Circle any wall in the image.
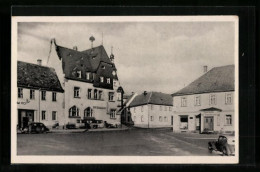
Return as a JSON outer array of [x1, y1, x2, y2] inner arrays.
[[173, 91, 234, 132], [17, 88, 64, 128], [130, 105, 148, 128], [64, 79, 121, 126]]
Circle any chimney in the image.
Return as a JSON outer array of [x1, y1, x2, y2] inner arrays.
[[37, 59, 42, 66], [203, 65, 208, 73], [73, 46, 78, 51]]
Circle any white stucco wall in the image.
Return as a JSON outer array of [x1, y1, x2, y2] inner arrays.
[[173, 91, 234, 133], [17, 88, 64, 128]]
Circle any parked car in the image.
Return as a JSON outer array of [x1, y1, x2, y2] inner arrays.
[[208, 135, 235, 156], [22, 122, 49, 134], [66, 123, 76, 129], [104, 121, 120, 128], [96, 120, 104, 128]]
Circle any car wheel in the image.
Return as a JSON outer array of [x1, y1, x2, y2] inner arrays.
[[35, 126, 41, 133]]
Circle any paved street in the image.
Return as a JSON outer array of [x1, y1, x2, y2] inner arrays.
[[17, 128, 220, 156]]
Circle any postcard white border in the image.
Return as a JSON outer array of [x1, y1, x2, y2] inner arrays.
[[11, 16, 239, 164]]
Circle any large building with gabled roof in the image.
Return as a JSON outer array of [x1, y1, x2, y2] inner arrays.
[[17, 60, 64, 128], [172, 65, 235, 134], [47, 37, 123, 127], [129, 91, 173, 128]]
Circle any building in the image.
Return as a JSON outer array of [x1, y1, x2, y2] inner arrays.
[[17, 60, 64, 129], [120, 93, 138, 126], [129, 92, 173, 128], [47, 37, 123, 127], [172, 65, 235, 134]]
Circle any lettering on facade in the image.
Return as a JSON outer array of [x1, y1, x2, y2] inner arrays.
[[93, 106, 106, 110], [17, 99, 30, 105]]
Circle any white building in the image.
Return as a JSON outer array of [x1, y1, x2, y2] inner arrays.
[[47, 37, 123, 127], [172, 65, 235, 134], [17, 60, 64, 128], [129, 92, 173, 128]]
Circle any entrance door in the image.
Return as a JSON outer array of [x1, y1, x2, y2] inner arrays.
[[204, 117, 214, 131]]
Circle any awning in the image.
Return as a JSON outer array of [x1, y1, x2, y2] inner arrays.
[[200, 107, 222, 112]]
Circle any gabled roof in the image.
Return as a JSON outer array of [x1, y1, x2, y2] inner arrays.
[[129, 92, 173, 107], [55, 43, 117, 89], [17, 61, 64, 92], [172, 65, 234, 96]]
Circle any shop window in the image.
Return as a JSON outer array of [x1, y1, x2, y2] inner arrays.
[[84, 107, 93, 117], [69, 106, 79, 117], [30, 89, 35, 99], [52, 111, 57, 120], [18, 88, 23, 98], [74, 87, 80, 98], [41, 91, 46, 100], [52, 92, 57, 101]]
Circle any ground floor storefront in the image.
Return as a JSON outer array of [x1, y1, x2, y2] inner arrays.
[[173, 108, 234, 134]]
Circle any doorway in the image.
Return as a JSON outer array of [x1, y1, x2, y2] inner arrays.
[[18, 109, 34, 128], [204, 116, 214, 131]]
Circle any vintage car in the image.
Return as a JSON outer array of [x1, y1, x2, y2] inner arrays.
[[22, 122, 49, 134], [208, 135, 235, 156]]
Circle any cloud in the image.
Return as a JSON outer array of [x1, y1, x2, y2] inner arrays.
[[17, 21, 235, 94]]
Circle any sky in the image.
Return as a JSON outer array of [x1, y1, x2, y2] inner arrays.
[[17, 21, 235, 94]]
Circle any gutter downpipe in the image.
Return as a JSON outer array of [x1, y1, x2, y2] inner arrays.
[[39, 88, 41, 122]]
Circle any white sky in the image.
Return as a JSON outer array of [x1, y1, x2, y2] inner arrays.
[[17, 21, 235, 94]]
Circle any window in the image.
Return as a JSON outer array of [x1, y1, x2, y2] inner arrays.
[[169, 107, 172, 111], [141, 115, 144, 122], [209, 94, 217, 105], [41, 91, 46, 100], [76, 71, 81, 78], [160, 106, 162, 111], [94, 89, 98, 99], [98, 90, 103, 100], [18, 88, 23, 98], [159, 116, 162, 122], [84, 107, 93, 117], [181, 97, 187, 107], [52, 92, 57, 101], [30, 89, 35, 99], [42, 111, 46, 120], [110, 109, 116, 119], [74, 87, 80, 98], [164, 116, 168, 122], [86, 72, 91, 80], [52, 111, 57, 120], [141, 106, 144, 112], [107, 78, 111, 84], [69, 106, 79, 117], [225, 93, 232, 104], [151, 105, 154, 110], [194, 96, 201, 106], [225, 115, 232, 125], [109, 92, 114, 101], [100, 76, 104, 83], [165, 106, 167, 111], [88, 89, 92, 99], [150, 116, 154, 121]]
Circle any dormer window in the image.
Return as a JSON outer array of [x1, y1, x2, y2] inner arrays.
[[101, 66, 105, 69], [86, 72, 90, 80], [100, 77, 104, 83], [107, 78, 111, 84], [76, 71, 81, 78]]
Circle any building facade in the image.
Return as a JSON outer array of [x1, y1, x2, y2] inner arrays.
[[129, 92, 173, 128], [172, 65, 235, 134], [47, 37, 123, 127], [17, 60, 64, 128]]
